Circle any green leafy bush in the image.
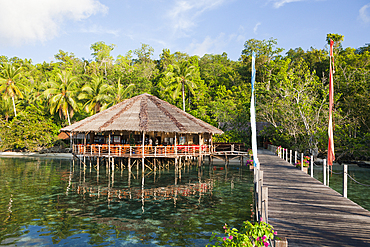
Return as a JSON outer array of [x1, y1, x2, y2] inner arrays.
[[0, 109, 59, 152], [207, 221, 277, 247]]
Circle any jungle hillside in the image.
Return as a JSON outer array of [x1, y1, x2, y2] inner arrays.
[[0, 34, 369, 161]]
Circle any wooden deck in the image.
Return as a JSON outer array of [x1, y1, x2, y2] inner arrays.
[[73, 144, 211, 158], [211, 151, 249, 162], [258, 149, 370, 247]]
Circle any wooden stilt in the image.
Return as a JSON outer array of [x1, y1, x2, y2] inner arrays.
[[128, 158, 131, 173], [112, 157, 115, 172]]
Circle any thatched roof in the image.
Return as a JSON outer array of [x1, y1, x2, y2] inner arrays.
[[60, 93, 223, 135]]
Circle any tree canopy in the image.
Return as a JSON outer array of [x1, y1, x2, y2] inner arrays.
[[0, 36, 369, 160]]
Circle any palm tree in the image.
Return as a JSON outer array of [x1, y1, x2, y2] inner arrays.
[[0, 63, 23, 117], [0, 98, 14, 122], [78, 75, 112, 115], [111, 78, 135, 105], [165, 61, 197, 112], [44, 71, 79, 125], [18, 76, 47, 111]]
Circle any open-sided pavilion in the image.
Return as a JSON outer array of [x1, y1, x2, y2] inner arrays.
[[60, 93, 223, 170]]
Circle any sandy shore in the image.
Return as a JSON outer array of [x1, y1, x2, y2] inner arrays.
[[0, 152, 73, 159]]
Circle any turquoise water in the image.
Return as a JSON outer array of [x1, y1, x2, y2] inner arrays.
[[0, 157, 253, 246], [311, 163, 370, 211]]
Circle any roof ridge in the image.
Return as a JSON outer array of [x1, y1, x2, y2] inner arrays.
[[139, 96, 148, 131], [98, 94, 141, 131], [152, 95, 214, 133], [147, 94, 185, 131]]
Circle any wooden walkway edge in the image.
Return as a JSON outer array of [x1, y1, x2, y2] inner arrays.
[[258, 149, 370, 247]]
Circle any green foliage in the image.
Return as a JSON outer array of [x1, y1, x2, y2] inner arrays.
[[326, 33, 344, 51], [78, 75, 112, 114], [0, 36, 369, 158], [44, 70, 80, 125], [207, 221, 277, 247], [0, 109, 58, 151]]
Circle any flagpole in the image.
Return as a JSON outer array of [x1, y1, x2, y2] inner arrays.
[[251, 51, 259, 171], [327, 40, 335, 166]]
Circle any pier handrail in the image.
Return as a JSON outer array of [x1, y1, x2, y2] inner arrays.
[[268, 143, 370, 200], [73, 144, 212, 157]]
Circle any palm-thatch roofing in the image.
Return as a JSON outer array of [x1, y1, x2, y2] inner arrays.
[[60, 93, 223, 135]]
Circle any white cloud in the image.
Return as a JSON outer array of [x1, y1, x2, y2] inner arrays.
[[186, 33, 229, 56], [359, 4, 370, 23], [253, 22, 261, 34], [167, 0, 228, 36], [0, 0, 108, 46], [270, 0, 304, 8]]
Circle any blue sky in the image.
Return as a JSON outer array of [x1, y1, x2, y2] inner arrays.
[[0, 0, 369, 64]]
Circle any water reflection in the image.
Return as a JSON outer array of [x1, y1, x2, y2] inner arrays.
[[0, 157, 253, 246]]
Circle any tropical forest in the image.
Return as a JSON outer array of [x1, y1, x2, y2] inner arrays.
[[0, 33, 369, 161]]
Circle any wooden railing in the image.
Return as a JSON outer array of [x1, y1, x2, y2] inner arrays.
[[73, 144, 212, 157]]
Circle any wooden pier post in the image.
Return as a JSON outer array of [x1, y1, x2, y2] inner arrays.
[[327, 162, 330, 186], [128, 158, 131, 173], [323, 159, 327, 186], [142, 157, 145, 172], [343, 164, 347, 198], [142, 131, 145, 172], [294, 151, 297, 165], [286, 149, 289, 162], [310, 155, 313, 177], [261, 186, 268, 223], [301, 153, 304, 171], [258, 170, 264, 221]]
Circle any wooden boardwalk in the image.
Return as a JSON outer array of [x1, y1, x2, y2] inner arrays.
[[258, 149, 370, 247]]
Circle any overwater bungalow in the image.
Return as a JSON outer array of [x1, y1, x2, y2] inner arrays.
[[60, 93, 223, 168]]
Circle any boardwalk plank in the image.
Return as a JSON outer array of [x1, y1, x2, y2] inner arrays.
[[258, 149, 370, 247]]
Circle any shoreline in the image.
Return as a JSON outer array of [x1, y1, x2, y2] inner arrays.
[[0, 152, 73, 159]]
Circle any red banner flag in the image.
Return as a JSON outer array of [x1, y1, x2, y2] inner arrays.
[[328, 40, 335, 166]]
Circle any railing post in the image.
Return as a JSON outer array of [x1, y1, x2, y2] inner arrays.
[[98, 145, 100, 156], [343, 164, 348, 198], [286, 149, 289, 162], [261, 186, 268, 223], [327, 162, 330, 186], [290, 150, 292, 165], [310, 155, 313, 177], [323, 159, 327, 186], [295, 151, 297, 165], [301, 153, 304, 171], [258, 170, 264, 221]]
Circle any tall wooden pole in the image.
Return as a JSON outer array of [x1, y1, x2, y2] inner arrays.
[[108, 133, 111, 169], [142, 131, 145, 172]]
